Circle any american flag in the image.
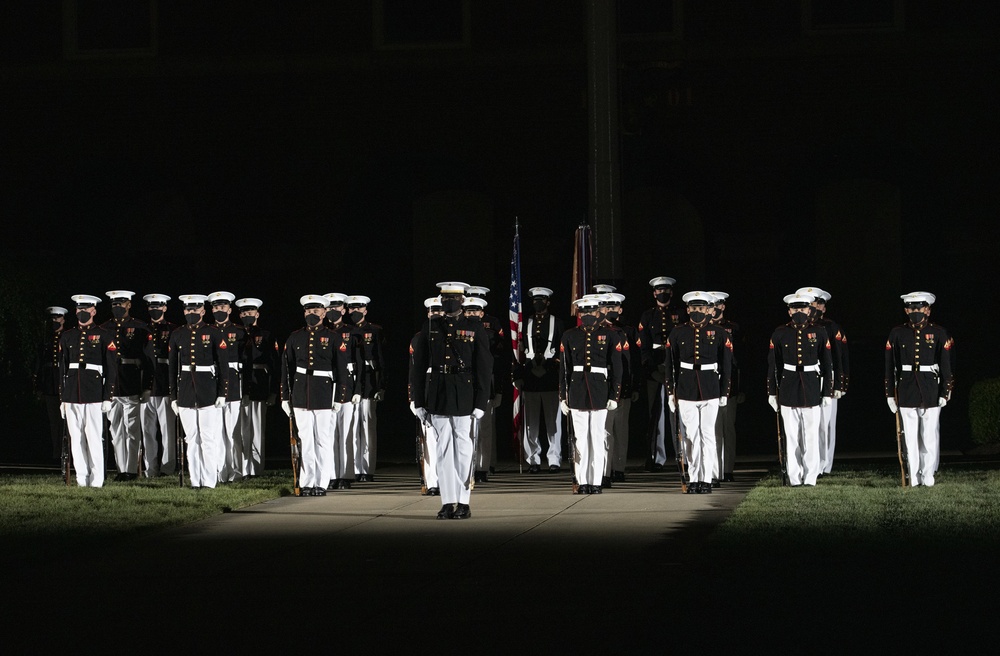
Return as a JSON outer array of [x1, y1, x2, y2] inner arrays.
[[509, 224, 524, 462]]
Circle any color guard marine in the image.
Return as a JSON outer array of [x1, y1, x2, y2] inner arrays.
[[766, 292, 834, 487], [638, 276, 685, 471], [708, 291, 741, 485], [885, 292, 954, 487], [35, 305, 68, 461], [347, 295, 385, 482], [409, 282, 493, 519], [169, 295, 228, 489], [466, 285, 508, 478], [59, 295, 117, 487], [598, 290, 641, 484], [323, 292, 359, 490], [515, 286, 565, 473], [236, 297, 279, 478], [140, 293, 177, 477], [558, 296, 623, 494], [664, 291, 733, 494], [463, 295, 500, 484], [409, 296, 444, 496], [101, 290, 152, 481], [208, 291, 247, 483]]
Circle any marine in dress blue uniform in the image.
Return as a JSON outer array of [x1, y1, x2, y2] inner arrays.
[[208, 291, 248, 483], [236, 297, 279, 478], [139, 293, 177, 477], [638, 276, 685, 471], [323, 292, 359, 489], [347, 295, 385, 482]]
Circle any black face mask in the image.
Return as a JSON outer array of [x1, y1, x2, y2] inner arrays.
[[111, 306, 127, 319], [50, 320, 62, 332], [240, 315, 255, 326], [464, 314, 482, 323], [533, 300, 548, 313], [580, 315, 599, 327], [76, 310, 91, 323], [184, 312, 201, 325], [655, 291, 671, 304], [304, 314, 322, 327], [605, 311, 620, 322], [213, 310, 228, 323], [688, 310, 708, 324], [148, 308, 164, 321], [350, 311, 365, 323], [327, 309, 343, 323], [441, 300, 462, 315], [791, 311, 809, 324], [908, 312, 926, 324]]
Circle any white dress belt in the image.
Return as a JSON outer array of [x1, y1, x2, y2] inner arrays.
[[296, 367, 334, 379], [68, 363, 103, 374], [181, 365, 215, 373], [252, 364, 269, 371], [900, 364, 939, 373], [784, 363, 820, 373], [155, 358, 168, 364], [227, 362, 240, 370], [572, 365, 607, 375], [651, 343, 665, 350], [680, 362, 717, 371]]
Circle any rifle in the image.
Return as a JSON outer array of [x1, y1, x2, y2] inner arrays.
[[469, 412, 480, 491], [416, 417, 427, 495], [289, 410, 301, 496], [176, 410, 185, 488], [61, 417, 71, 486], [775, 410, 789, 487], [894, 391, 910, 488], [673, 395, 687, 493]]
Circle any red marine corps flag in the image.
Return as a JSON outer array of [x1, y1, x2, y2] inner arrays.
[[570, 223, 593, 324], [509, 221, 525, 468]]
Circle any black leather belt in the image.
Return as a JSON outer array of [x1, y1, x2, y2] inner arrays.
[[431, 365, 470, 374]]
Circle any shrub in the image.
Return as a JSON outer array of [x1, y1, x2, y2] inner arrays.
[[969, 378, 1000, 445]]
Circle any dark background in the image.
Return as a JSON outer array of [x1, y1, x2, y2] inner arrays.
[[2, 1, 998, 465]]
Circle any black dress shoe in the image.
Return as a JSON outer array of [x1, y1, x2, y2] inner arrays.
[[703, 482, 712, 493], [576, 484, 591, 495], [474, 471, 488, 483], [548, 465, 561, 473], [452, 503, 471, 519], [589, 485, 602, 494], [651, 463, 664, 472], [612, 470, 626, 483], [427, 487, 440, 496], [298, 487, 312, 496], [437, 504, 455, 519], [723, 473, 735, 482], [601, 475, 612, 488], [684, 484, 695, 494], [328, 480, 339, 490], [528, 464, 540, 474], [339, 479, 352, 489], [693, 482, 704, 494], [712, 479, 721, 488], [311, 487, 326, 496]]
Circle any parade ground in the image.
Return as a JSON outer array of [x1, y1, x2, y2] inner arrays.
[[5, 453, 997, 654]]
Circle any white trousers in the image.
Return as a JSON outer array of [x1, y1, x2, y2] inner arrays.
[[431, 414, 474, 505], [294, 407, 333, 490], [239, 400, 267, 477], [66, 402, 105, 487], [715, 401, 737, 477], [218, 400, 243, 483], [474, 400, 496, 471], [899, 406, 941, 486], [604, 398, 631, 475], [354, 399, 377, 475], [420, 419, 440, 489], [178, 406, 222, 488], [323, 402, 356, 484], [678, 399, 719, 484], [780, 405, 820, 486], [818, 397, 838, 474], [107, 395, 141, 475], [571, 409, 608, 486], [140, 395, 176, 477], [522, 391, 562, 466], [648, 382, 681, 465]]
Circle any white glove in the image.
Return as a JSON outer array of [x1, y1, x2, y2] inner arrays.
[[630, 392, 639, 403], [374, 390, 385, 402], [333, 402, 342, 412], [416, 407, 429, 424], [266, 393, 276, 406], [472, 408, 485, 420], [938, 396, 948, 408], [833, 390, 843, 399], [886, 398, 898, 414], [171, 400, 179, 415], [492, 393, 503, 407], [409, 401, 420, 417], [718, 396, 728, 407], [559, 400, 570, 416], [768, 395, 778, 413], [821, 396, 832, 407], [59, 402, 66, 419], [667, 394, 676, 412], [141, 391, 151, 403], [101, 400, 112, 414], [606, 400, 618, 411], [352, 394, 361, 404], [214, 396, 226, 409], [281, 400, 292, 416], [512, 379, 523, 390]]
